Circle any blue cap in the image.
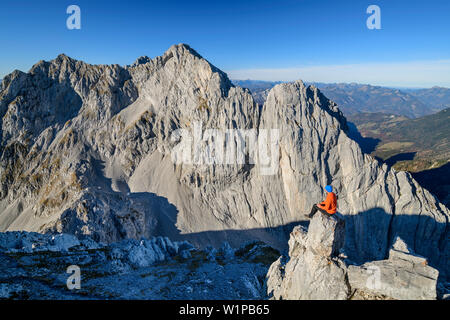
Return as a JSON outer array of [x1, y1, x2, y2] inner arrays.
[[325, 185, 333, 192]]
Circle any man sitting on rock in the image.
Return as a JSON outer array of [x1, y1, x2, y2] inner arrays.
[[308, 185, 337, 218]]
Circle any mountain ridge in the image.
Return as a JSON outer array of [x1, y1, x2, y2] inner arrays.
[[0, 44, 449, 279], [234, 80, 450, 118]]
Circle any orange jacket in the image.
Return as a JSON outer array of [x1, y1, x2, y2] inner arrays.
[[319, 192, 337, 214]]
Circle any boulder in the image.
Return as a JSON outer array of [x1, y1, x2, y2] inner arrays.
[[267, 212, 350, 300], [347, 237, 439, 300], [267, 214, 440, 300]]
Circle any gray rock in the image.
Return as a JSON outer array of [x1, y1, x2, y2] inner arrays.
[[205, 246, 217, 261], [0, 283, 24, 299], [219, 241, 235, 259], [0, 231, 271, 299], [48, 233, 80, 252], [0, 44, 448, 280], [266, 257, 284, 299], [127, 243, 159, 268], [306, 212, 345, 257], [179, 249, 192, 259], [267, 215, 440, 300], [267, 213, 350, 300], [347, 237, 439, 300]]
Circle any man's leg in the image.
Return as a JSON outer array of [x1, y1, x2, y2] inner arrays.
[[308, 204, 319, 218], [309, 204, 330, 218]]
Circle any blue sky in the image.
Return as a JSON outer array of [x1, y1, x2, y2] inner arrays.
[[0, 0, 449, 87]]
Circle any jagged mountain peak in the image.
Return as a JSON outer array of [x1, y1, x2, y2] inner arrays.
[[165, 43, 201, 57], [131, 55, 151, 67], [1, 43, 234, 102], [0, 69, 26, 89], [54, 53, 75, 62], [0, 44, 448, 281], [34, 53, 80, 72], [263, 80, 349, 133], [160, 43, 234, 92]]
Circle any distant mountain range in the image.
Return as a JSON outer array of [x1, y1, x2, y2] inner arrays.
[[232, 80, 450, 118], [406, 86, 450, 111], [314, 83, 430, 118]]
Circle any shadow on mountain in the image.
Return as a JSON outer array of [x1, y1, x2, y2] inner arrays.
[[151, 199, 308, 254], [384, 152, 417, 167], [412, 162, 450, 207], [84, 158, 305, 250], [343, 207, 449, 286], [83, 159, 448, 282], [144, 198, 449, 281], [346, 121, 381, 154], [180, 209, 448, 271]]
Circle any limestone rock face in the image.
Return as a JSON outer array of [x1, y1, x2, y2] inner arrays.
[[267, 213, 350, 300], [0, 44, 448, 279], [306, 211, 345, 257]]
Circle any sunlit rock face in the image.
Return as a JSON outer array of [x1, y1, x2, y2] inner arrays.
[[0, 44, 448, 278], [267, 213, 349, 300]]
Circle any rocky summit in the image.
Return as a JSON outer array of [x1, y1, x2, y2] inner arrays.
[[267, 212, 442, 300], [0, 44, 449, 299]]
